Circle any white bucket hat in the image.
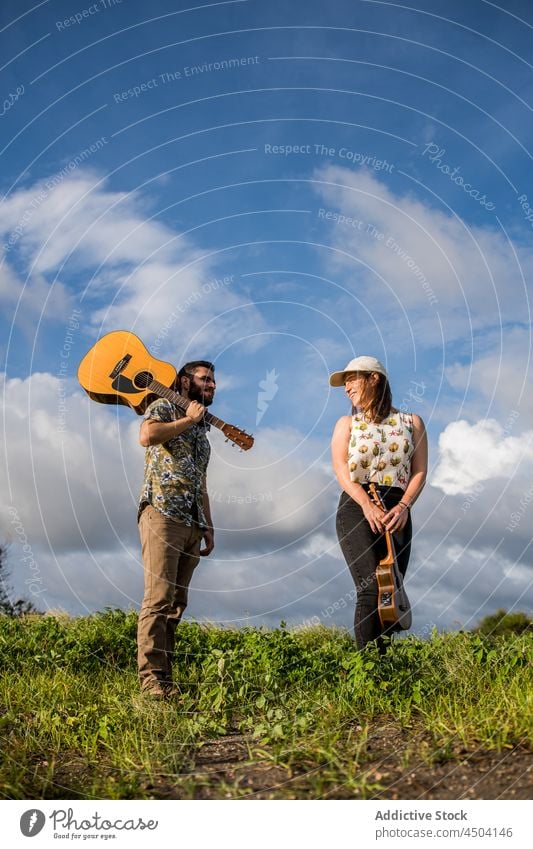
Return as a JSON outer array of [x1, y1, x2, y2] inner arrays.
[[329, 356, 388, 387]]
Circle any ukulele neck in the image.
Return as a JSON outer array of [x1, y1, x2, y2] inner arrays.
[[368, 483, 398, 564], [381, 530, 396, 565]]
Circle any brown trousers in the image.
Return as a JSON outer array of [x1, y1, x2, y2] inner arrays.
[[137, 505, 202, 690]]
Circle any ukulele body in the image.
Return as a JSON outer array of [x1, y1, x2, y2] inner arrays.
[[375, 556, 412, 631]]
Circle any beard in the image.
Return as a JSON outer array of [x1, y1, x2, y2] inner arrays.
[[187, 379, 214, 407]]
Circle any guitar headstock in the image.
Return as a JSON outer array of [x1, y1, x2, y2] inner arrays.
[[221, 423, 254, 451]]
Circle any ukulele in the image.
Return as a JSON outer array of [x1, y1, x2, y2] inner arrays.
[[368, 483, 412, 631], [77, 331, 254, 451]]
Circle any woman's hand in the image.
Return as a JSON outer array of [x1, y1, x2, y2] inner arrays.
[[362, 501, 387, 534], [382, 502, 410, 533]]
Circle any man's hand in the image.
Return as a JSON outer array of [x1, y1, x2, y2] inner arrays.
[[186, 400, 205, 423], [200, 527, 214, 556]]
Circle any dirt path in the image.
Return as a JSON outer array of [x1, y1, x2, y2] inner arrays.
[[149, 720, 532, 800]]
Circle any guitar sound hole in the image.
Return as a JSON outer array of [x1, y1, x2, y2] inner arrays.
[[134, 371, 154, 389]]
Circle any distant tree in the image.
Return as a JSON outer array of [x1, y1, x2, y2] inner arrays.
[[0, 543, 36, 616], [475, 608, 532, 637]]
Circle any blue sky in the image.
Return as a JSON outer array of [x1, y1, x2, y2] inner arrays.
[[1, 0, 532, 632]]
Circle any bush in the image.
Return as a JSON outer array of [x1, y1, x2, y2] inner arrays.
[[475, 609, 532, 637]]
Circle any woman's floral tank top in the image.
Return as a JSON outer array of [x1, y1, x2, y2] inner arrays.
[[347, 410, 415, 490]]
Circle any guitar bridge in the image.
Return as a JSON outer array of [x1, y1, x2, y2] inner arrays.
[[381, 592, 392, 607], [109, 354, 132, 379]]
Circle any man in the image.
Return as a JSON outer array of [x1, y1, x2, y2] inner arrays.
[[137, 360, 216, 698]]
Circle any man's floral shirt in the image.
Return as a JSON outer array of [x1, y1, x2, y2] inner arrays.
[[139, 398, 211, 527]]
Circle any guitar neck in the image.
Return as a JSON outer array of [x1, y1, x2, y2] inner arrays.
[[148, 379, 227, 431]]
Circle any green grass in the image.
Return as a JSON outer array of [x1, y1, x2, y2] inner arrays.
[[0, 610, 531, 798]]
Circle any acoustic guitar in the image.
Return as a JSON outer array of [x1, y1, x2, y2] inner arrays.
[[368, 483, 412, 631], [77, 331, 254, 451]]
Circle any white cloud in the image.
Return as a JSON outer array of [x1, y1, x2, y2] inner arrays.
[[0, 372, 142, 553], [0, 171, 269, 348], [312, 166, 533, 345], [431, 418, 533, 495], [91, 261, 265, 356], [0, 173, 185, 273], [408, 539, 532, 632], [444, 325, 532, 420], [194, 425, 337, 553], [0, 263, 22, 303], [0, 261, 74, 333]]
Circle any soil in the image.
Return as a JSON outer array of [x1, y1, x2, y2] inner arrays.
[[149, 718, 532, 800], [29, 718, 532, 800]]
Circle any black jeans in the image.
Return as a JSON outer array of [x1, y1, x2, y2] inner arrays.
[[336, 486, 412, 650]]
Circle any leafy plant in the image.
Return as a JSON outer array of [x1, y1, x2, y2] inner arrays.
[[0, 611, 530, 799]]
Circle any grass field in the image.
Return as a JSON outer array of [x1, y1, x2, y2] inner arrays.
[[0, 610, 531, 799]]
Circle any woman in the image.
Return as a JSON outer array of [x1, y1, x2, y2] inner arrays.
[[330, 356, 427, 651]]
